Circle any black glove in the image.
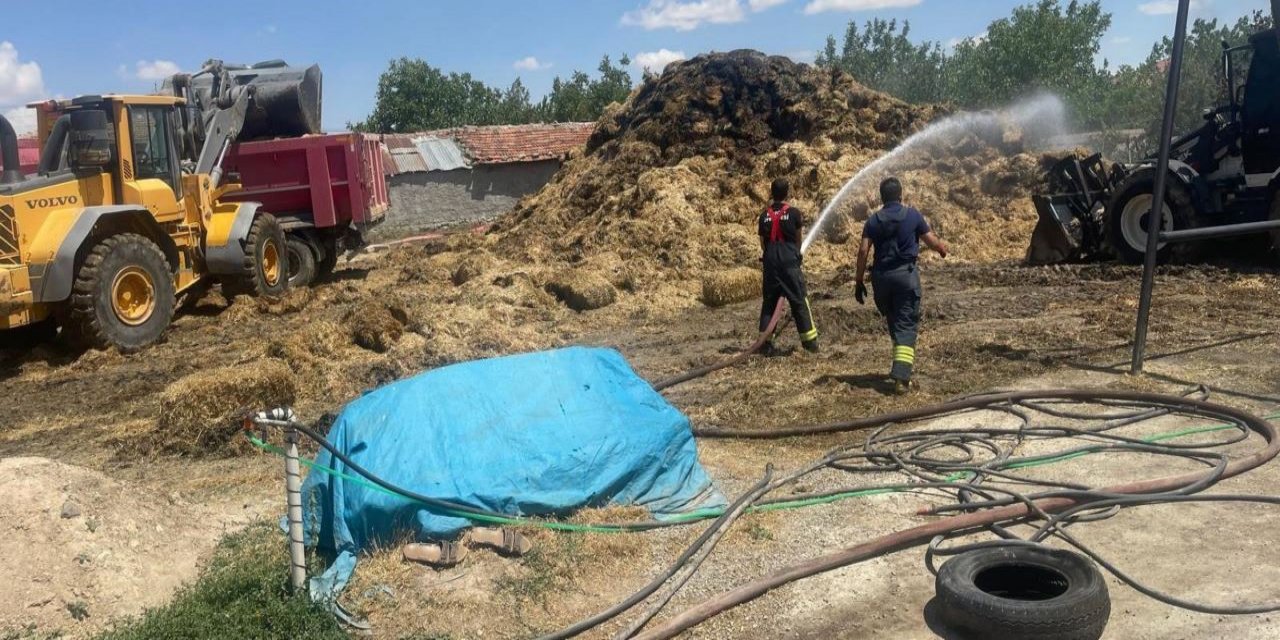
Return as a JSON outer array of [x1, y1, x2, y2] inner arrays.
[[855, 281, 867, 305]]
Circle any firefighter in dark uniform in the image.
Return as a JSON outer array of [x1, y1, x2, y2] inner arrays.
[[758, 178, 819, 354], [854, 177, 948, 393]]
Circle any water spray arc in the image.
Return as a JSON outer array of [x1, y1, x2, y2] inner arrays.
[[801, 94, 1068, 254]]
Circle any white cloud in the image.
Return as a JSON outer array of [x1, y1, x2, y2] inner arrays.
[[784, 50, 816, 63], [622, 0, 745, 31], [3, 106, 35, 135], [1110, 35, 1134, 45], [131, 59, 181, 81], [749, 0, 788, 10], [513, 56, 553, 71], [634, 49, 688, 74], [1138, 0, 1204, 15], [0, 42, 45, 107], [803, 0, 921, 14]]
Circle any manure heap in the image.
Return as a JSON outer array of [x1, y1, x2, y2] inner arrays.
[[491, 49, 1056, 287]]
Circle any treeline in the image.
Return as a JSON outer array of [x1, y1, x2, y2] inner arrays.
[[355, 0, 1273, 149], [817, 0, 1272, 156], [352, 55, 633, 132]]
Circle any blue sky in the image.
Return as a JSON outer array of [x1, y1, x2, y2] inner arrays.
[[0, 0, 1268, 133]]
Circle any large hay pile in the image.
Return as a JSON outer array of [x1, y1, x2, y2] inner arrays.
[[485, 49, 1053, 296]]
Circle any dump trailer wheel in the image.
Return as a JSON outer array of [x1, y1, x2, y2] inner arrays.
[[225, 214, 289, 298], [285, 235, 318, 288], [65, 233, 176, 353], [316, 237, 339, 279], [935, 546, 1110, 640], [1105, 170, 1193, 264]]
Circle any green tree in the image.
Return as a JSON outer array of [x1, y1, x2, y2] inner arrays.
[[539, 55, 634, 122], [1129, 10, 1274, 146], [354, 57, 507, 132], [946, 0, 1112, 128], [817, 19, 947, 103], [499, 78, 536, 124]]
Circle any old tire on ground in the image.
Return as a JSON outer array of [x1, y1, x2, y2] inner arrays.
[[286, 235, 318, 288], [935, 546, 1110, 640], [1105, 169, 1193, 264], [225, 213, 289, 298], [65, 233, 176, 353]]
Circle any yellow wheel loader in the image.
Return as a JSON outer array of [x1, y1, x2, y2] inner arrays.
[[0, 61, 320, 352]]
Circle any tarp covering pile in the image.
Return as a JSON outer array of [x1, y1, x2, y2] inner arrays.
[[300, 347, 723, 598]]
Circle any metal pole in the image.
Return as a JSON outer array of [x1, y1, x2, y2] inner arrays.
[[1131, 0, 1192, 375], [283, 423, 308, 593]]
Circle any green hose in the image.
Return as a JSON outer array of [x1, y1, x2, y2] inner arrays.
[[246, 411, 1280, 534]]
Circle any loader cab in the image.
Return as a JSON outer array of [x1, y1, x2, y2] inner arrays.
[[39, 95, 188, 220]]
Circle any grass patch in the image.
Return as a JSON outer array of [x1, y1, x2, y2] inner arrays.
[[95, 523, 344, 640]]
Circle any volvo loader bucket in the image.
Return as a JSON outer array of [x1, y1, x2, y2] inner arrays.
[[166, 60, 322, 141]]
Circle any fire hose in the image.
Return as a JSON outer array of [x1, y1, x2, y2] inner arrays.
[[253, 389, 1280, 638]]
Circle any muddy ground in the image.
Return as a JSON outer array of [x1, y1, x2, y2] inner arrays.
[[2, 248, 1280, 639]]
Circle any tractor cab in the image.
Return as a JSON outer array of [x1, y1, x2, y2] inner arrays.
[[1239, 29, 1280, 176]]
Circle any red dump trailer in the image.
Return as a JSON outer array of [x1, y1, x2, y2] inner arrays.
[[222, 133, 389, 286]]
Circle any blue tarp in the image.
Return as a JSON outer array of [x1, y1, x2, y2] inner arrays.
[[298, 347, 723, 599]]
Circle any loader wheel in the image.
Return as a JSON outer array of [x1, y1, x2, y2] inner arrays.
[[1105, 170, 1193, 264], [285, 236, 318, 288], [66, 233, 175, 353], [225, 214, 289, 298]]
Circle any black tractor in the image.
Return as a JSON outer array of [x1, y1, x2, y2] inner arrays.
[[1028, 25, 1280, 264]]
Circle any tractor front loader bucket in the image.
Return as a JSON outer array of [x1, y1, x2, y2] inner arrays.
[[1024, 153, 1121, 265], [1027, 194, 1082, 265]]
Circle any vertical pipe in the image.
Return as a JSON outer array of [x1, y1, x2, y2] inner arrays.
[[284, 424, 308, 593], [1131, 0, 1191, 375]]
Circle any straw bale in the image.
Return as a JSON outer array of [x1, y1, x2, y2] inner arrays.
[[545, 271, 617, 312], [702, 267, 760, 307], [154, 358, 297, 456]]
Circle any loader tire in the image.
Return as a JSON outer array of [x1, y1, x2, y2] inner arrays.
[[66, 233, 175, 353], [1105, 170, 1193, 265], [285, 235, 318, 288], [224, 214, 289, 298]]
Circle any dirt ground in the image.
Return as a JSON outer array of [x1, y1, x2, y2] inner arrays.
[[3, 243, 1280, 638]]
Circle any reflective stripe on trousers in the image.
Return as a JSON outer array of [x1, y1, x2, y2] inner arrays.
[[872, 264, 921, 381]]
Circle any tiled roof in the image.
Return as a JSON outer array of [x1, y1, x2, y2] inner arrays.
[[376, 122, 593, 174], [453, 123, 594, 164]]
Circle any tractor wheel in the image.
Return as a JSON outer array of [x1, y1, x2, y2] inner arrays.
[[1105, 170, 1193, 264], [285, 235, 318, 288], [225, 214, 289, 298], [1269, 193, 1280, 262], [65, 233, 176, 353]]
